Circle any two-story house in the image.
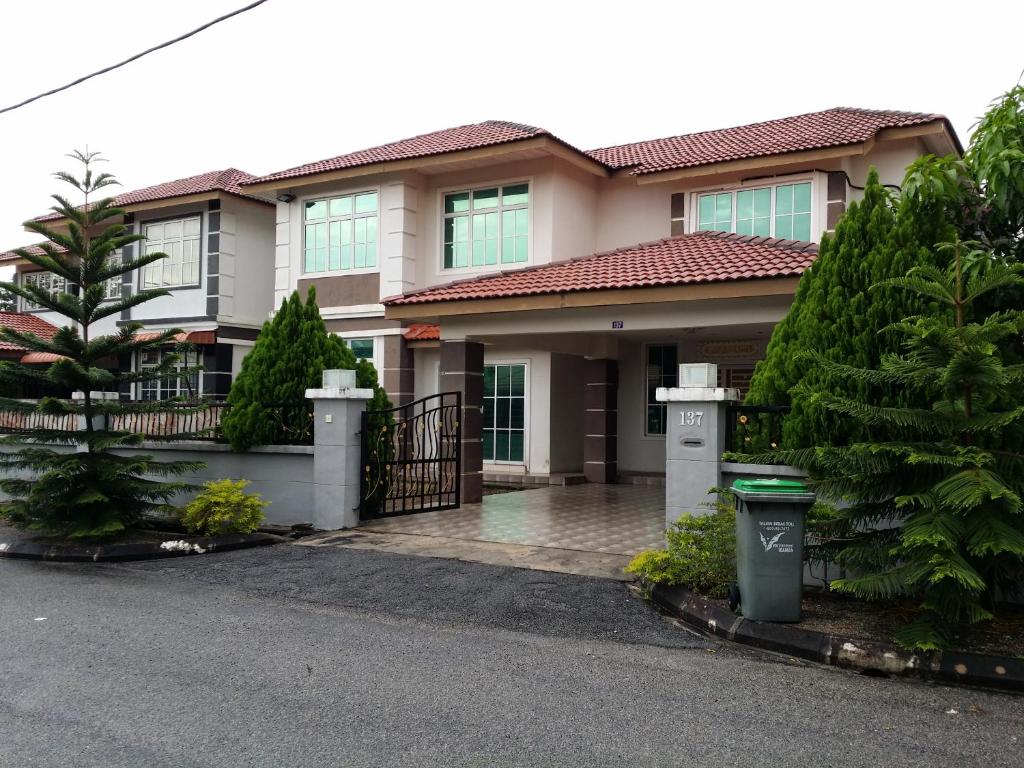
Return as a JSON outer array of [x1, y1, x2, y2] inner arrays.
[[0, 168, 275, 400], [242, 108, 962, 502]]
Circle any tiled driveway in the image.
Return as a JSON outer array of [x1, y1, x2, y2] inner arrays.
[[359, 484, 666, 556]]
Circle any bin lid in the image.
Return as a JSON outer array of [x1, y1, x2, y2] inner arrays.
[[732, 478, 809, 494]]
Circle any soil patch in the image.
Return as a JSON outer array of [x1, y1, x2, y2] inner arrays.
[[706, 588, 1024, 658], [0, 521, 203, 548]]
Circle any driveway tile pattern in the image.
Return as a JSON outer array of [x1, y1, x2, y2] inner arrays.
[[360, 484, 666, 555]]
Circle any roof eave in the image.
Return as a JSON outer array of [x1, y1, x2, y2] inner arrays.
[[384, 276, 803, 320], [628, 119, 962, 185], [243, 135, 609, 193], [27, 188, 273, 230]]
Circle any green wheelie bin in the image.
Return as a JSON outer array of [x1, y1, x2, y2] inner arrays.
[[731, 478, 815, 622]]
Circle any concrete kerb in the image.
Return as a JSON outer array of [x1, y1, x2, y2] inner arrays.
[[0, 531, 286, 563], [650, 582, 1024, 693]]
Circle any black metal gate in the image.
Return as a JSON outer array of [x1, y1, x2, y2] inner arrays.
[[359, 392, 461, 519]]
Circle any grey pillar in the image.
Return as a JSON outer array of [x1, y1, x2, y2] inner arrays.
[[382, 335, 415, 407], [583, 358, 618, 484], [439, 340, 483, 504], [658, 384, 739, 526], [305, 380, 373, 529]]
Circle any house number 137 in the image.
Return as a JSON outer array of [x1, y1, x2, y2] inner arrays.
[[680, 410, 704, 427]]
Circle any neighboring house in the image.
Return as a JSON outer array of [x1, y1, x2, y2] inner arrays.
[[0, 311, 65, 397], [0, 169, 275, 400], [242, 107, 961, 500]]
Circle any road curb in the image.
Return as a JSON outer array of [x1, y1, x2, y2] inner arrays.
[[650, 583, 1023, 692], [0, 531, 285, 563]]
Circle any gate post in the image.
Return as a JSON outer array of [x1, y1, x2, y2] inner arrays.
[[439, 340, 484, 504], [306, 371, 374, 530], [656, 367, 739, 526]]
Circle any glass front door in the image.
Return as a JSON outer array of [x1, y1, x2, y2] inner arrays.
[[483, 363, 526, 463]]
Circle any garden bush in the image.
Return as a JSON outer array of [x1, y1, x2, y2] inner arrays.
[[181, 479, 268, 536], [626, 494, 737, 598]]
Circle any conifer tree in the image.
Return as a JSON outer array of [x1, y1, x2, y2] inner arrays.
[[0, 151, 205, 537], [746, 170, 951, 447], [740, 240, 1024, 649], [221, 287, 389, 451]]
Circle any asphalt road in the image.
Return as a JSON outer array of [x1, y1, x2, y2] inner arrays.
[[0, 545, 1021, 767]]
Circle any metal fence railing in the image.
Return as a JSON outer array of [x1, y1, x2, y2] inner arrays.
[[0, 400, 230, 441], [724, 404, 791, 455], [106, 402, 230, 439]]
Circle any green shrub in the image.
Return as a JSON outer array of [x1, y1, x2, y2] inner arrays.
[[628, 492, 839, 598], [181, 479, 268, 536], [627, 495, 737, 598]]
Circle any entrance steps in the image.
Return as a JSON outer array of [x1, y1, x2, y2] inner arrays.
[[617, 472, 666, 488], [483, 471, 586, 487]]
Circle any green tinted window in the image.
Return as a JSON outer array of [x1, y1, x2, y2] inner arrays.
[[482, 363, 526, 463], [445, 184, 528, 269], [698, 192, 732, 231], [348, 338, 373, 360], [736, 188, 771, 236], [775, 182, 812, 241], [645, 344, 678, 436], [304, 192, 377, 274], [305, 200, 327, 220]]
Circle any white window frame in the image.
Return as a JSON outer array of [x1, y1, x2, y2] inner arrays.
[[137, 347, 200, 401], [346, 337, 381, 377], [642, 342, 679, 439], [301, 189, 380, 276], [689, 173, 818, 242], [102, 250, 123, 301], [21, 271, 68, 311], [482, 358, 530, 467], [437, 178, 533, 276], [140, 215, 203, 289]]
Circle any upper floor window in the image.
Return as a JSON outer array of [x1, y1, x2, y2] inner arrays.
[[697, 181, 812, 241], [102, 252, 122, 300], [443, 184, 528, 269], [22, 271, 67, 311], [304, 192, 378, 273], [143, 216, 201, 288]]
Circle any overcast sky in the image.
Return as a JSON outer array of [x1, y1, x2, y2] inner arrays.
[[1, 0, 1022, 251]]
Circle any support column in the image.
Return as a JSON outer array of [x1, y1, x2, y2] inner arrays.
[[583, 358, 618, 483], [439, 340, 483, 504], [382, 334, 415, 407], [305, 373, 373, 529], [658, 380, 739, 526]]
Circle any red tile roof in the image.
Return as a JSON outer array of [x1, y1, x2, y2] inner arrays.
[[588, 108, 949, 175], [34, 168, 269, 221], [403, 323, 440, 341], [385, 231, 817, 307], [247, 108, 953, 186], [0, 312, 59, 351], [0, 241, 68, 263], [249, 121, 550, 184]]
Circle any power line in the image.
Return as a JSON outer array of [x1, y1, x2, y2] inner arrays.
[[0, 0, 271, 116]]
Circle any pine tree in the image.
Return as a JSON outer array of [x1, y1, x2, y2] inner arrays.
[[744, 240, 1024, 649], [0, 151, 205, 538], [221, 287, 389, 451], [746, 170, 951, 447]]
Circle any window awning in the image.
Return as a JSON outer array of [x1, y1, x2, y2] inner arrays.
[[134, 329, 216, 345], [21, 351, 66, 364]]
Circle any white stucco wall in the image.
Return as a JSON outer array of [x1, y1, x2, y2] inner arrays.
[[219, 198, 275, 328], [595, 177, 672, 253], [413, 346, 440, 401]]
